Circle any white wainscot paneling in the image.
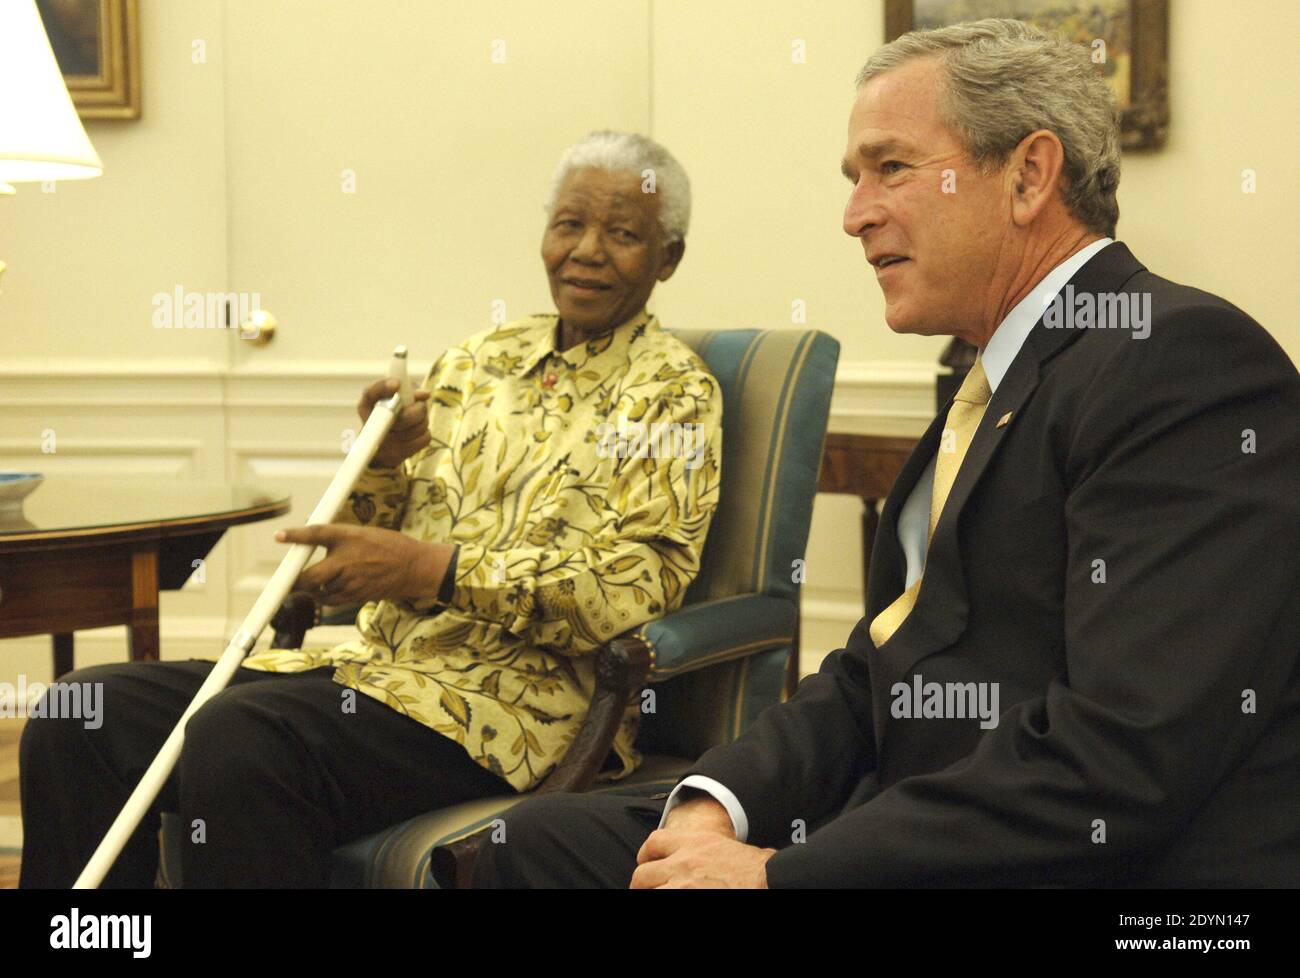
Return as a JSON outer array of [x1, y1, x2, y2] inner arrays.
[[0, 359, 938, 679], [0, 371, 230, 681]]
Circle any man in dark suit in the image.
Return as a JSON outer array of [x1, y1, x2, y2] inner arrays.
[[472, 19, 1300, 888]]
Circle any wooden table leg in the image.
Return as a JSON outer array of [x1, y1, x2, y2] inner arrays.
[[52, 632, 75, 679], [128, 542, 160, 662]]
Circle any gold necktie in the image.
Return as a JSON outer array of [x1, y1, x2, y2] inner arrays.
[[869, 358, 992, 648]]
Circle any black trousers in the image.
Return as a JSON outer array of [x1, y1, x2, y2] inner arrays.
[[472, 790, 668, 888], [19, 659, 511, 888]]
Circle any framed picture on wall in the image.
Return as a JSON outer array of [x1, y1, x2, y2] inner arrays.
[[884, 0, 1168, 149], [36, 0, 141, 120]]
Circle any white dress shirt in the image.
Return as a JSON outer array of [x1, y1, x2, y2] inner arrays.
[[658, 237, 1114, 841]]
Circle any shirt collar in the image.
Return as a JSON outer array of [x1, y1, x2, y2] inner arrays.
[[516, 306, 655, 377], [980, 237, 1113, 393]]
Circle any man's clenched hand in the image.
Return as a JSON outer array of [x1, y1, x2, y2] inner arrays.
[[631, 795, 776, 889], [360, 377, 433, 469]]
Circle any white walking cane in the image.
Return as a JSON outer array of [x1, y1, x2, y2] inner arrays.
[[73, 346, 416, 889]]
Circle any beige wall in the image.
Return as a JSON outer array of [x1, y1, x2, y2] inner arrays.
[[1120, 0, 1298, 354], [652, 0, 1300, 365], [0, 0, 228, 369], [1, 0, 1296, 684], [220, 0, 651, 370], [4, 0, 1294, 371]]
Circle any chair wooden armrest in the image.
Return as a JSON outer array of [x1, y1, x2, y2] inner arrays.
[[534, 636, 653, 794], [430, 634, 651, 888], [267, 590, 652, 888], [270, 591, 322, 649]]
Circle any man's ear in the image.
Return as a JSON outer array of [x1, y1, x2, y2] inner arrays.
[[658, 239, 686, 282], [1009, 129, 1066, 227]]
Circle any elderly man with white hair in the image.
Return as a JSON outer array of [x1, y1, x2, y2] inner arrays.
[[473, 19, 1300, 888], [19, 131, 723, 888]]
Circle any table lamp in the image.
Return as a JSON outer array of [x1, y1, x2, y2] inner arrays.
[[0, 0, 104, 289]]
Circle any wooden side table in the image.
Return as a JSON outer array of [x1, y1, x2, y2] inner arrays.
[[0, 477, 290, 678]]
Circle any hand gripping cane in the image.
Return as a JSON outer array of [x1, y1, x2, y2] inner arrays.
[[73, 346, 416, 888]]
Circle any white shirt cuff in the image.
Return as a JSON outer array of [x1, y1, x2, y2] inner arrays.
[[658, 775, 749, 842]]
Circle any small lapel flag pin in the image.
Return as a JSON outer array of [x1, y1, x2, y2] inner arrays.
[[996, 411, 1013, 428]]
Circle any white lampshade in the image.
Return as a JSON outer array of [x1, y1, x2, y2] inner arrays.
[[0, 0, 103, 184]]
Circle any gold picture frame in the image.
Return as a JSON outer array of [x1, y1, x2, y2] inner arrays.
[[884, 0, 1168, 150], [38, 0, 141, 120]]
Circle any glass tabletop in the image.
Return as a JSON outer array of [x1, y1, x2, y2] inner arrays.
[[0, 474, 290, 538]]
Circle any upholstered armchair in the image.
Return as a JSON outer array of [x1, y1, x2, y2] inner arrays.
[[157, 327, 839, 888]]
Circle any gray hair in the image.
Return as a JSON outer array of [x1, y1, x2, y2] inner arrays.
[[546, 130, 692, 245], [856, 18, 1121, 237]]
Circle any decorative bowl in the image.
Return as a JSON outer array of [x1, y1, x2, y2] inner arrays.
[[0, 472, 44, 516]]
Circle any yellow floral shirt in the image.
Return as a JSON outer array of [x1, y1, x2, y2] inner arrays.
[[241, 309, 723, 791]]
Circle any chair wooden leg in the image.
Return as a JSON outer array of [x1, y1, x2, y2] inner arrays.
[[270, 591, 321, 650], [431, 834, 483, 889]]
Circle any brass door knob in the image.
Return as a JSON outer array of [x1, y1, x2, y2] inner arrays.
[[240, 309, 277, 345]]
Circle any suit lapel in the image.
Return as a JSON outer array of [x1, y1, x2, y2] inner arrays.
[[865, 241, 1149, 749], [865, 358, 1040, 748]]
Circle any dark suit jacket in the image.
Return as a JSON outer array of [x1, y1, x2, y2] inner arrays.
[[688, 242, 1300, 887]]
